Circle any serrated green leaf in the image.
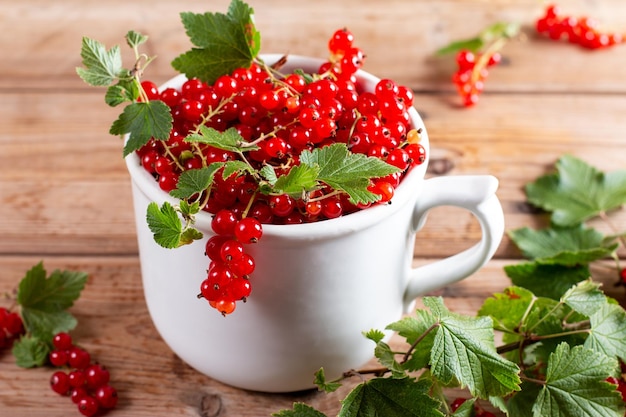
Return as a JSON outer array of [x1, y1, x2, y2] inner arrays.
[[260, 164, 278, 185], [179, 227, 203, 246], [17, 263, 88, 312], [179, 200, 200, 218], [272, 402, 328, 417], [508, 225, 618, 266], [76, 37, 123, 86], [185, 126, 257, 153], [126, 30, 148, 48], [12, 335, 50, 368], [300, 143, 399, 205], [533, 343, 624, 417], [169, 163, 224, 200], [363, 329, 386, 344], [503, 262, 590, 300], [478, 286, 535, 333], [386, 311, 437, 372], [313, 368, 342, 393], [585, 303, 626, 363], [111, 101, 173, 156], [104, 74, 139, 107], [525, 154, 626, 227], [145, 201, 183, 249], [507, 381, 543, 417], [20, 309, 77, 342], [222, 160, 255, 179], [424, 297, 521, 398], [339, 378, 443, 417], [561, 280, 607, 317], [171, 0, 259, 84], [373, 340, 407, 379], [273, 164, 320, 197]]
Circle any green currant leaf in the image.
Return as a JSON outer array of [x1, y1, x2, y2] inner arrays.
[[272, 402, 328, 417], [373, 340, 407, 379], [126, 30, 148, 48], [585, 303, 626, 363], [272, 164, 321, 197], [299, 143, 400, 205], [185, 126, 259, 154], [76, 37, 124, 86], [111, 101, 173, 157], [338, 378, 443, 417], [386, 310, 437, 372], [145, 201, 183, 249], [508, 225, 618, 266], [17, 263, 88, 313], [171, 0, 259, 84], [11, 335, 50, 368], [104, 72, 139, 107], [478, 286, 535, 333], [507, 382, 543, 417], [363, 328, 386, 344], [179, 200, 200, 218], [436, 22, 519, 55], [424, 297, 521, 398], [20, 309, 77, 342], [260, 165, 278, 185], [525, 154, 626, 227], [179, 227, 203, 246], [313, 368, 342, 393], [561, 280, 607, 317], [503, 262, 590, 300], [533, 343, 624, 417], [169, 163, 224, 200]]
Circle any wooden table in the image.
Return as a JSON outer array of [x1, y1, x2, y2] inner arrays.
[[1, 0, 625, 415]]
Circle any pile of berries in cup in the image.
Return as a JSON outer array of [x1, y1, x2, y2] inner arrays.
[[135, 28, 426, 315], [49, 332, 118, 416], [536, 3, 624, 49]]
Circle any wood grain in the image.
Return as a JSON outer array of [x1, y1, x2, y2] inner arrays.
[[1, 0, 625, 415]]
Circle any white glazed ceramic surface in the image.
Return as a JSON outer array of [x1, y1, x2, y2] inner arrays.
[[126, 55, 505, 392]]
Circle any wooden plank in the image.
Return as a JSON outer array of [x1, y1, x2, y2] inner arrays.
[[2, 0, 626, 91]]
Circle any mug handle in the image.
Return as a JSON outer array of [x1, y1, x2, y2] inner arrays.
[[403, 175, 505, 310]]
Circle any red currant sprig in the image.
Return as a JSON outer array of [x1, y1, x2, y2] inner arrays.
[[48, 332, 119, 416], [199, 211, 262, 316], [536, 4, 624, 49], [452, 49, 502, 107]]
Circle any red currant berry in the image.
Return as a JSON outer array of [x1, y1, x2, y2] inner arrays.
[[77, 395, 100, 417], [140, 80, 159, 101], [50, 371, 71, 395], [68, 347, 91, 370], [85, 364, 110, 389], [52, 332, 73, 350], [95, 385, 119, 409], [211, 209, 238, 236], [235, 218, 263, 244], [71, 386, 88, 404], [68, 370, 87, 388], [49, 349, 69, 367]]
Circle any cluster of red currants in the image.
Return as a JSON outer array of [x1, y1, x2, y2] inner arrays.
[[200, 213, 261, 315], [452, 49, 501, 107], [48, 332, 118, 416], [536, 4, 624, 49], [136, 28, 425, 315], [0, 307, 25, 349]]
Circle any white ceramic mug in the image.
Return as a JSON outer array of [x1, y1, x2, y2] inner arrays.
[[126, 55, 505, 393]]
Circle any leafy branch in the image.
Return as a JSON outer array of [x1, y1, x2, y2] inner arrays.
[[275, 155, 626, 417]]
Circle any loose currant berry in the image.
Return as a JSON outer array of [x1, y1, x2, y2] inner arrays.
[[77, 396, 100, 417], [620, 267, 626, 284], [49, 349, 69, 367], [85, 364, 110, 389], [50, 371, 71, 395], [235, 218, 263, 244], [4, 312, 23, 335], [95, 385, 119, 409], [68, 347, 91, 370], [53, 332, 73, 350]]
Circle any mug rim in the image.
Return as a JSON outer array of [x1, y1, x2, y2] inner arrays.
[[125, 54, 430, 239]]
